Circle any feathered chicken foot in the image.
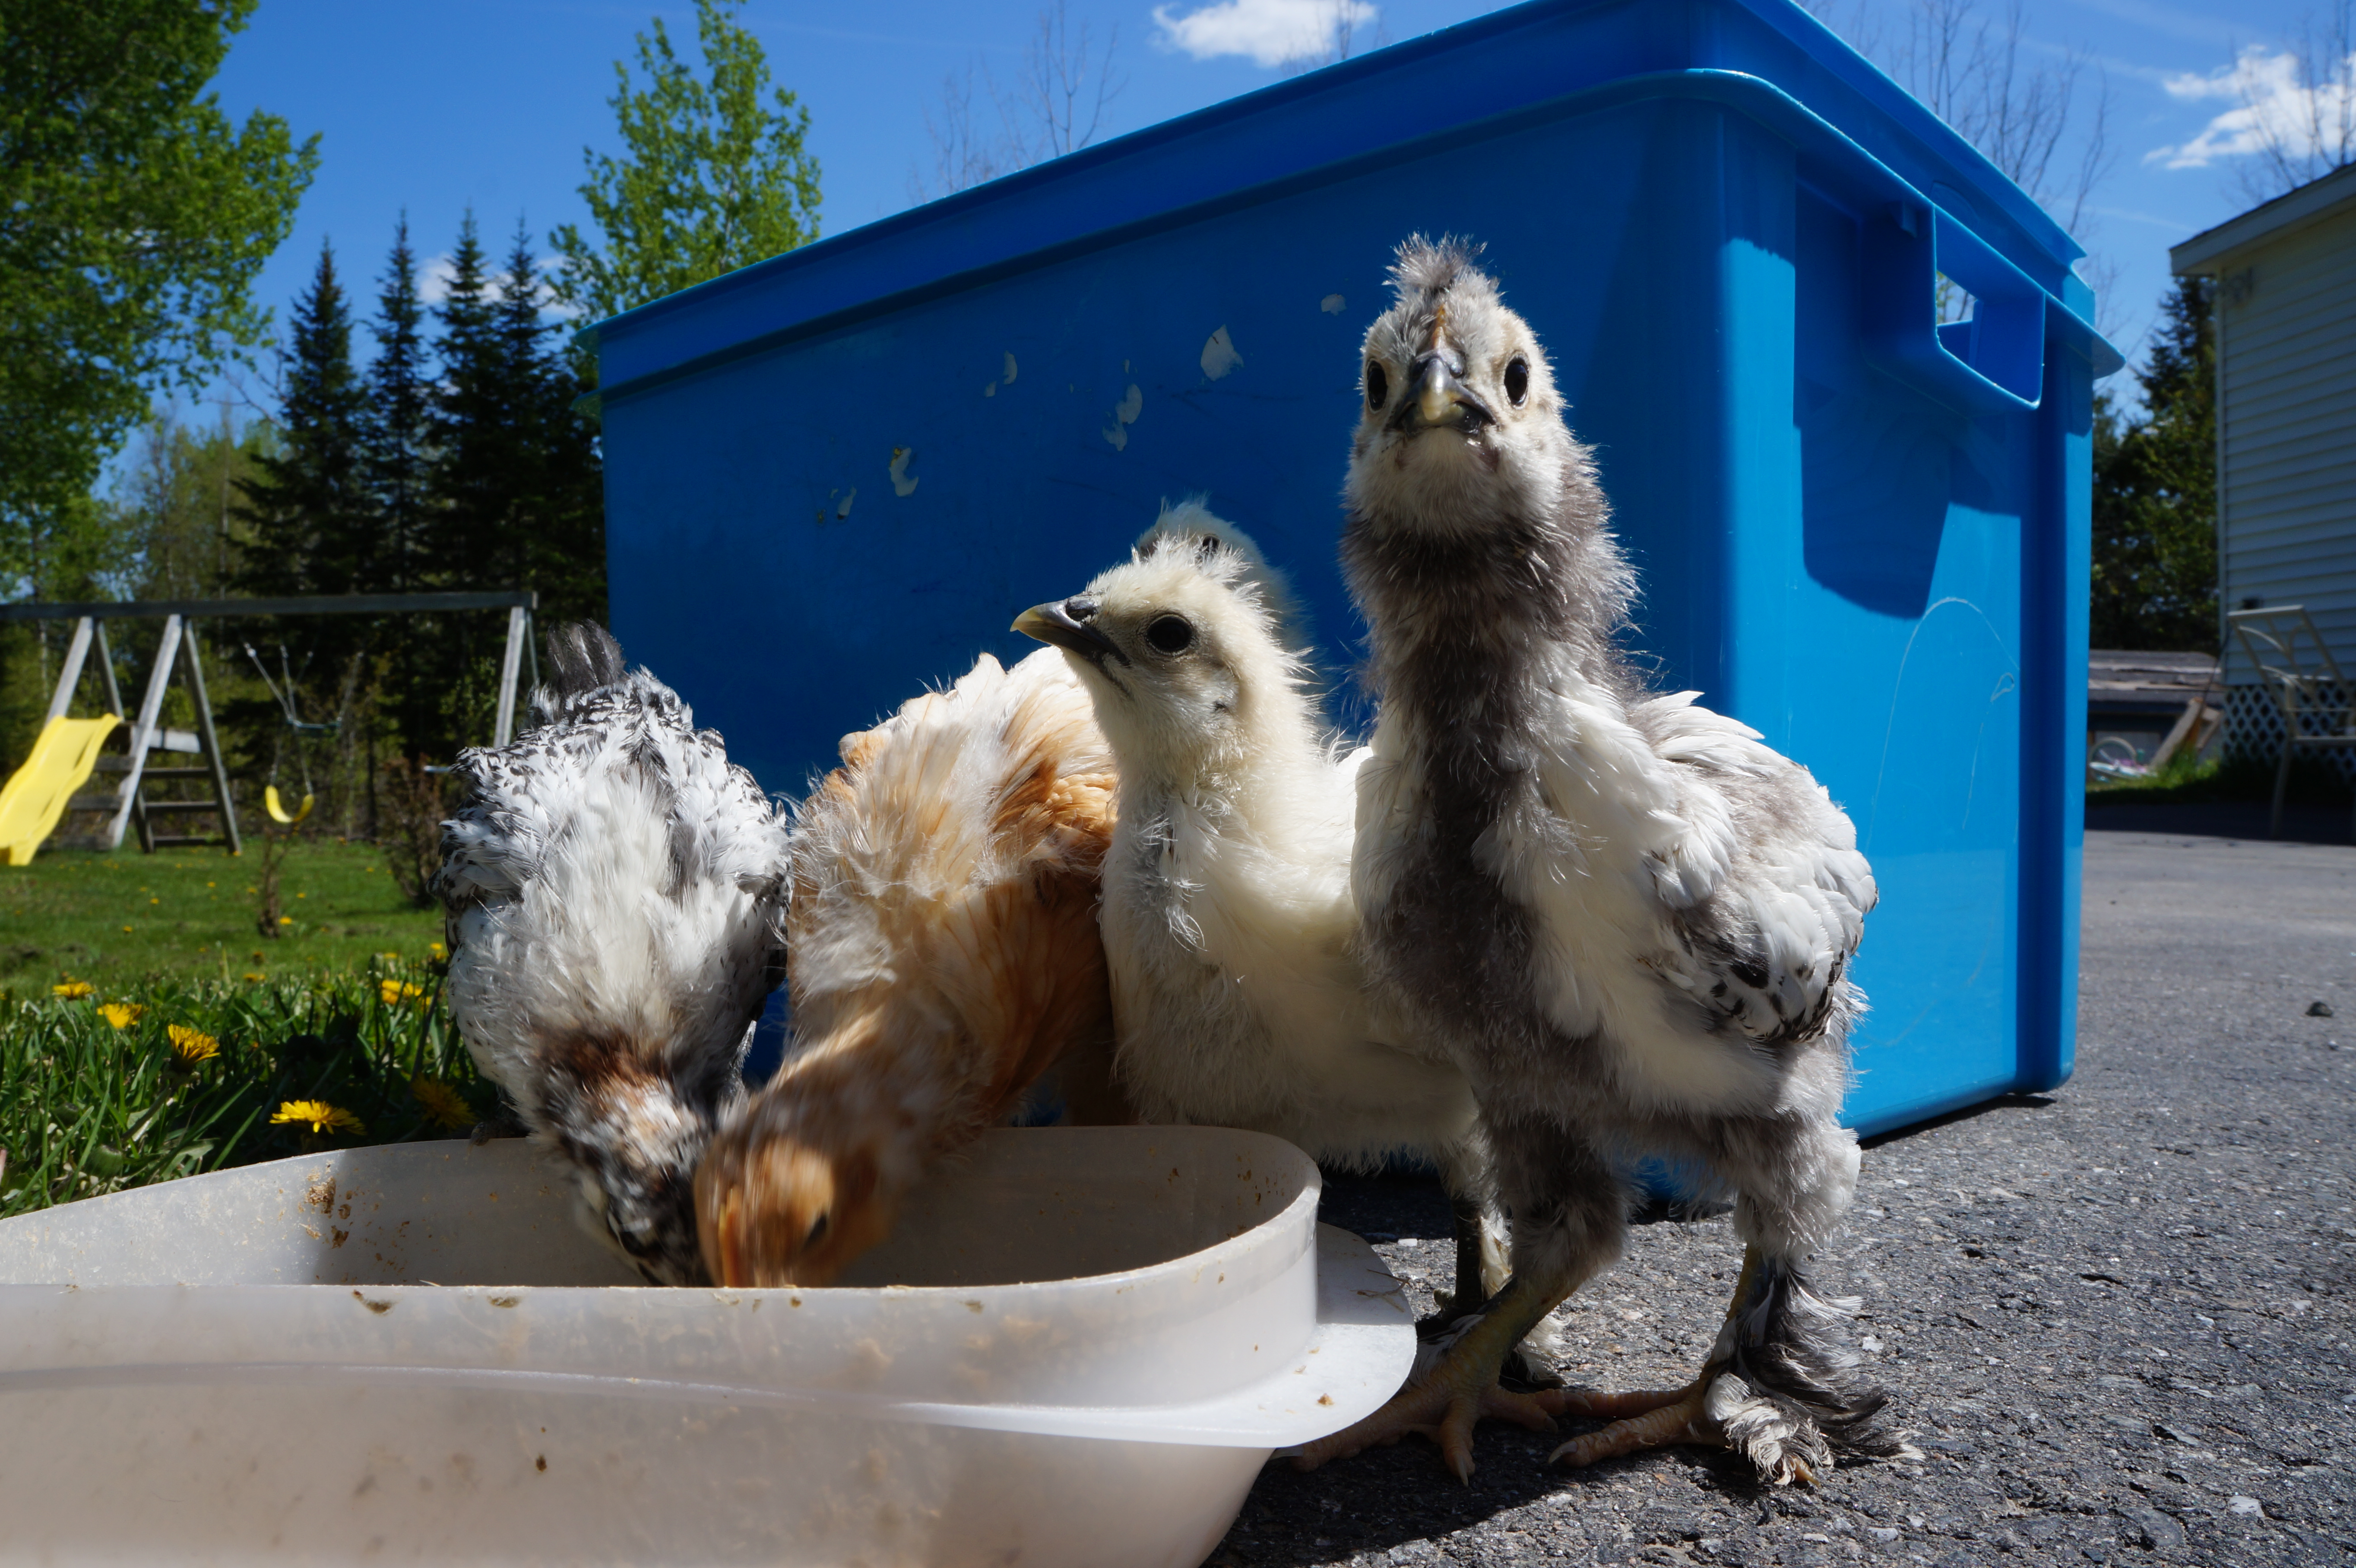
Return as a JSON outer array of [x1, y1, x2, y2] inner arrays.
[[1545, 1246, 1825, 1483], [1293, 1273, 1573, 1483]]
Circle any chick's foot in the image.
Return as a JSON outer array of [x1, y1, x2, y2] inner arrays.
[[1550, 1368, 1829, 1486], [1294, 1369, 1561, 1483], [1292, 1275, 1572, 1483]]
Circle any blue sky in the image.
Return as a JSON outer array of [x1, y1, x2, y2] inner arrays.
[[198, 0, 2343, 415]]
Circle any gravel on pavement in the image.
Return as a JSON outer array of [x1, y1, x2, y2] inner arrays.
[[1214, 811, 2356, 1568]]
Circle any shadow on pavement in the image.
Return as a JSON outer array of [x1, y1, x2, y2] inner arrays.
[[2085, 797, 2353, 844]]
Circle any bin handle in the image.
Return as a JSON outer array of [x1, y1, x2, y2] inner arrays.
[[1862, 202, 2048, 414]]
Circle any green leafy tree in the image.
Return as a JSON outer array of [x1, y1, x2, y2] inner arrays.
[[2091, 276, 2218, 651], [0, 0, 317, 585], [550, 0, 822, 329]]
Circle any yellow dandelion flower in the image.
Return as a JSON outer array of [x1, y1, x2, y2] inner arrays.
[[277, 916, 294, 926], [296, 891, 306, 898], [429, 941, 447, 961], [271, 1100, 364, 1135], [411, 1077, 472, 1130], [379, 979, 425, 1006], [242, 971, 266, 982], [121, 925, 133, 933], [51, 981, 92, 999], [98, 1003, 143, 1029], [166, 1024, 221, 1063], [377, 951, 400, 963], [149, 897, 160, 905]]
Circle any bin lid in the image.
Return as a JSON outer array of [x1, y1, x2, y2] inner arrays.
[[586, 0, 2112, 398]]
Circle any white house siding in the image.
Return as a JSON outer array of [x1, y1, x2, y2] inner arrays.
[[2215, 201, 2356, 686], [2175, 170, 2356, 769]]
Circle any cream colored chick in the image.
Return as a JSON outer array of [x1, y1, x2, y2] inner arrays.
[[1016, 503, 1500, 1296], [694, 648, 1122, 1287]]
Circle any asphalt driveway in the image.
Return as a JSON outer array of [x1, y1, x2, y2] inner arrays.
[[1217, 809, 2356, 1567]]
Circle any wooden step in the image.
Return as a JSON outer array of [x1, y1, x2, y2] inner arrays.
[[67, 793, 126, 813], [148, 835, 234, 847], [138, 800, 224, 813], [137, 767, 214, 781]]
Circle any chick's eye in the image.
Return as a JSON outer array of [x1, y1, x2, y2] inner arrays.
[[804, 1212, 830, 1250], [1505, 357, 1530, 406], [1365, 360, 1388, 410], [1144, 615, 1195, 655]]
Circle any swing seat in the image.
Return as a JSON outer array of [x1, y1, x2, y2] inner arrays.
[[0, 715, 123, 865], [263, 786, 315, 826]]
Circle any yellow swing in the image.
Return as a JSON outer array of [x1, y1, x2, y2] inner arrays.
[[243, 642, 333, 825]]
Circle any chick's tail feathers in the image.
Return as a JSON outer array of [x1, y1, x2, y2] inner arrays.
[[697, 648, 1121, 1287]]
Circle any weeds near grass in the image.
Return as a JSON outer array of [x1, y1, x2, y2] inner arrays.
[[0, 956, 484, 1218], [381, 759, 450, 909], [2091, 751, 2354, 808]]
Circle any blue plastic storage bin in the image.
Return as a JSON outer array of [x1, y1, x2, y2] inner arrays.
[[586, 0, 2122, 1137]]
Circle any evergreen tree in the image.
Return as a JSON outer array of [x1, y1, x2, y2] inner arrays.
[[491, 227, 606, 625], [410, 215, 605, 756], [365, 215, 431, 596], [364, 215, 436, 784], [2091, 276, 2218, 651], [426, 213, 506, 601], [235, 239, 370, 599]]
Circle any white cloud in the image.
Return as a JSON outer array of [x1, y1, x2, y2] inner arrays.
[[2145, 45, 2356, 168], [416, 250, 576, 317], [1152, 0, 1378, 68]]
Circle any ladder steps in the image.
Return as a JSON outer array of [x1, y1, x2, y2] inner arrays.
[[67, 793, 126, 813], [138, 800, 226, 813], [137, 767, 215, 781], [147, 835, 232, 847]]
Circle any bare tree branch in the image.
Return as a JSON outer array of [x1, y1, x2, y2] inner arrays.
[[1281, 1, 1389, 77], [2229, 0, 2356, 203], [911, 3, 1124, 202]]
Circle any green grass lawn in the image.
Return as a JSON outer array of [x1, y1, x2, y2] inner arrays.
[[0, 839, 473, 1215], [0, 837, 444, 992], [0, 963, 483, 1218]]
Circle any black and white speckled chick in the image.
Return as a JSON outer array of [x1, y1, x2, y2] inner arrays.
[[1299, 238, 1901, 1486], [433, 624, 787, 1285]]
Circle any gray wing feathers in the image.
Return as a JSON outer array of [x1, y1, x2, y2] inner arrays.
[[1636, 693, 1875, 1049]]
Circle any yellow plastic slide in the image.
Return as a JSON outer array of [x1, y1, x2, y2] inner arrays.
[[0, 714, 121, 865]]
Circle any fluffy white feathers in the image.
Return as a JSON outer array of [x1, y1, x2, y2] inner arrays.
[[1019, 505, 1489, 1201], [435, 624, 787, 1285]]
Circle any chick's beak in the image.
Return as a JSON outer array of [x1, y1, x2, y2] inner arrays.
[[1393, 337, 1495, 435], [1013, 596, 1127, 667]]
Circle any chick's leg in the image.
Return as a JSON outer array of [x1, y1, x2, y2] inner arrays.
[[1552, 1126, 1896, 1485], [1549, 1246, 1775, 1474], [1296, 1130, 1622, 1483]]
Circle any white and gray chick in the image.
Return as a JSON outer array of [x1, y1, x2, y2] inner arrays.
[[433, 624, 788, 1285], [1300, 239, 1899, 1486]]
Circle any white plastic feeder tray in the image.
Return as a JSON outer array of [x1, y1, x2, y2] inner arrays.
[[0, 1125, 1410, 1566]]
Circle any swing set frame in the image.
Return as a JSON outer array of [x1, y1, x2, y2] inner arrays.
[[0, 591, 538, 856]]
